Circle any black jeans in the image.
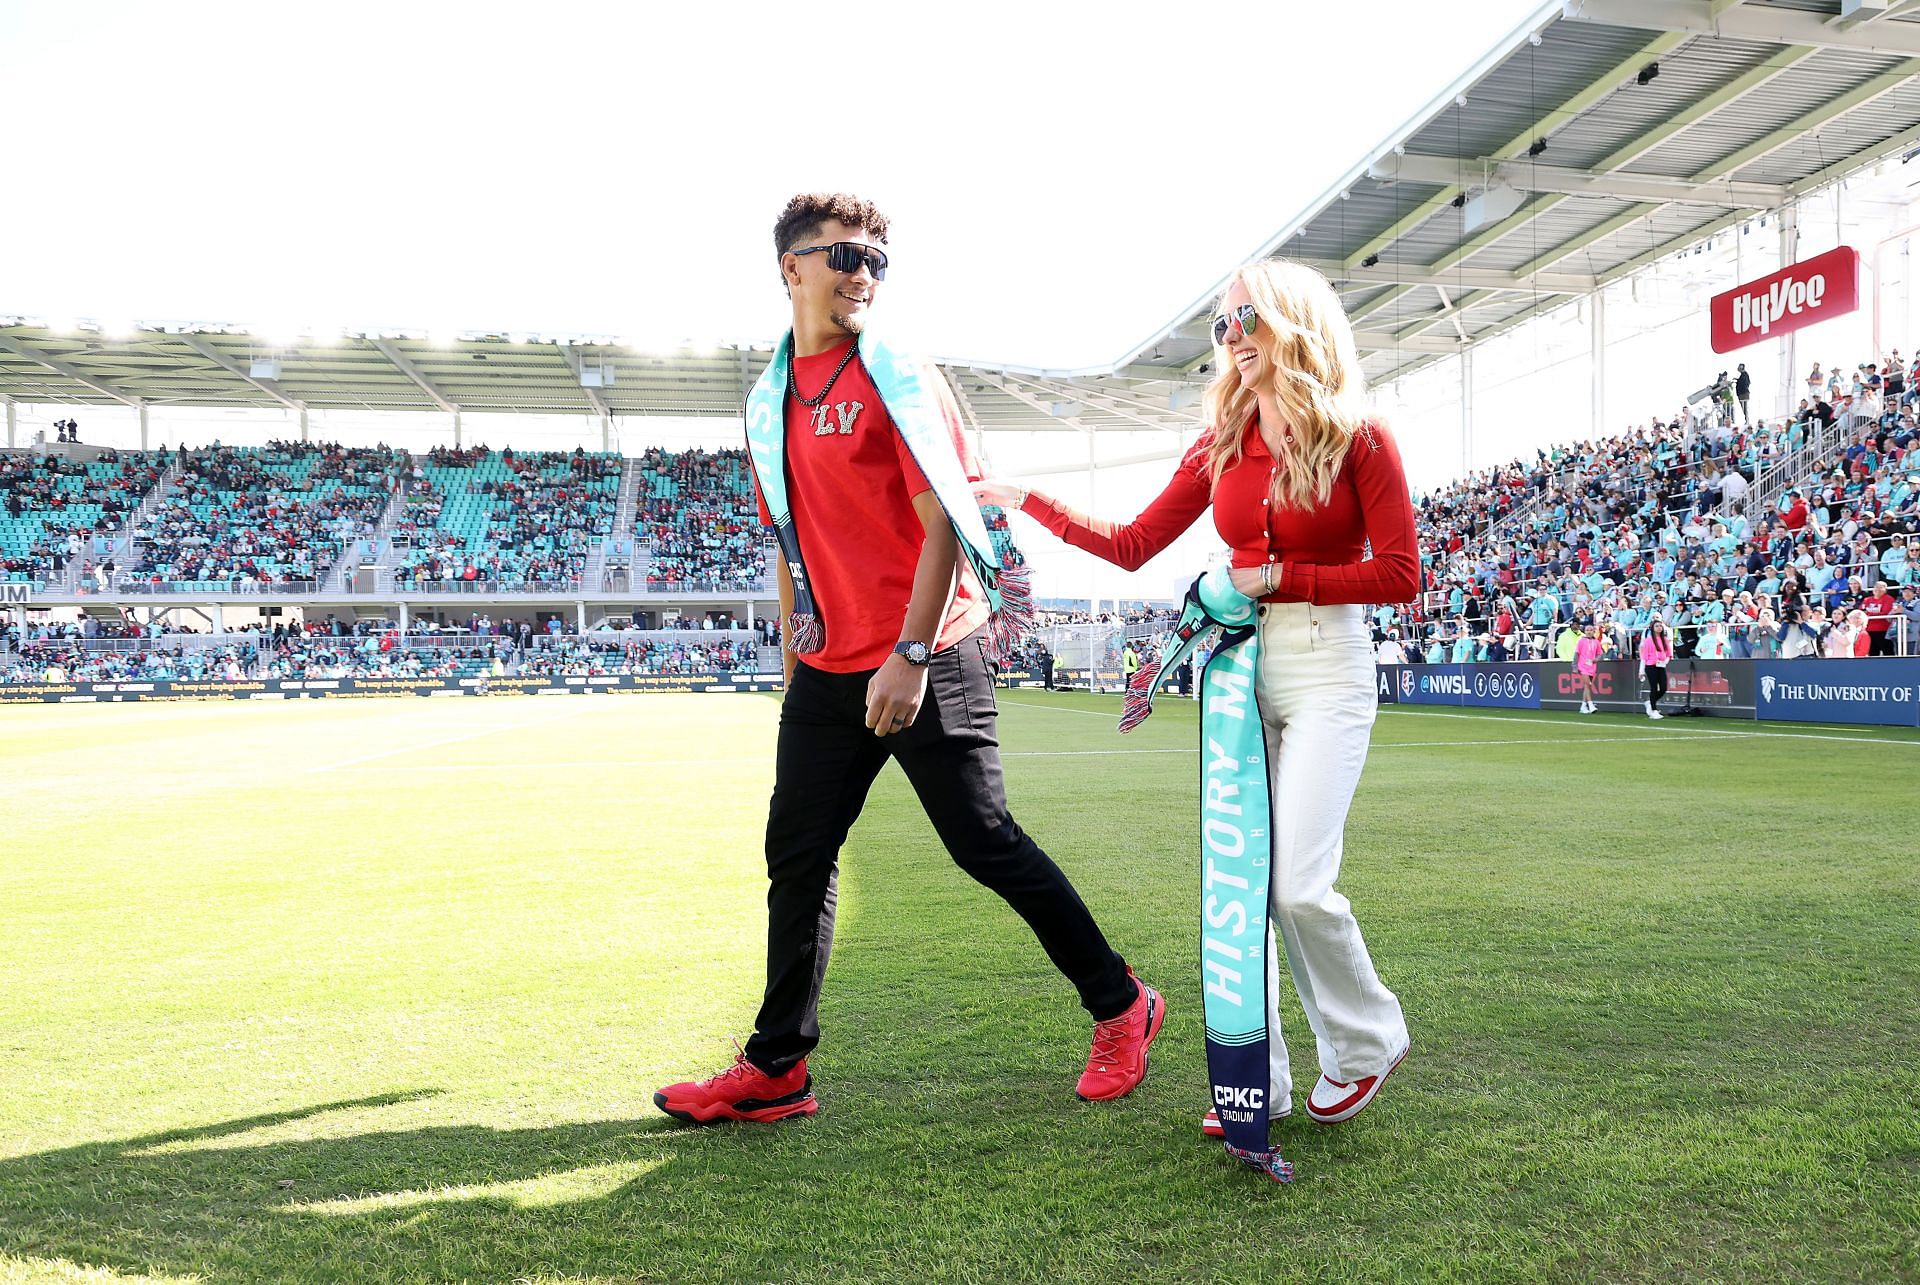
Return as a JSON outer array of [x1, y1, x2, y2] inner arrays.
[[1645, 664, 1668, 708], [745, 629, 1135, 1073]]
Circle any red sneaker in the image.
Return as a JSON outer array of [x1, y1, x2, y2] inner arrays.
[[654, 1044, 818, 1124], [1076, 976, 1165, 1101], [1201, 1102, 1289, 1138], [1304, 1042, 1409, 1124]]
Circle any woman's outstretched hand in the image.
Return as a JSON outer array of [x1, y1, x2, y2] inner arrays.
[[971, 478, 1025, 509]]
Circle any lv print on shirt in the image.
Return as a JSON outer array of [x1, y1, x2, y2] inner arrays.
[[810, 401, 865, 437]]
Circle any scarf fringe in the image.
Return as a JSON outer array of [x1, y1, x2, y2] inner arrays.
[[787, 611, 824, 656], [1118, 660, 1163, 734], [984, 562, 1034, 663], [1224, 1142, 1296, 1184]]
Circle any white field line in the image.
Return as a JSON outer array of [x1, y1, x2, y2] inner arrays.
[[316, 732, 1776, 774], [1377, 707, 1920, 748], [1002, 695, 1915, 748], [303, 702, 597, 775], [999, 699, 1133, 719]]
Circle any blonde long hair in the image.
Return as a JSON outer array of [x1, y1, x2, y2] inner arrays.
[[1201, 259, 1371, 510]]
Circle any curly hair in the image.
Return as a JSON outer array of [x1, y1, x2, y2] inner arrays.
[[773, 193, 891, 258]]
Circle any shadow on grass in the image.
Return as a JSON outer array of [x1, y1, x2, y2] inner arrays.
[[0, 1088, 821, 1282]]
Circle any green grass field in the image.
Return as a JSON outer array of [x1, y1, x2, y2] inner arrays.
[[1, 690, 1916, 1284]]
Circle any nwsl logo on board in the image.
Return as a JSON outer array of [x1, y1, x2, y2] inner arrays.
[[1709, 246, 1859, 354]]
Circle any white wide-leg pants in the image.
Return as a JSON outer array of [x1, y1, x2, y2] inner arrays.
[[1254, 601, 1409, 1104]]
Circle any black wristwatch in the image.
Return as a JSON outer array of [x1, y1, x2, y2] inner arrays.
[[894, 640, 931, 666]]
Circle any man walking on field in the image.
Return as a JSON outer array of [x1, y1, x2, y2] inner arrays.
[[654, 193, 1162, 1124]]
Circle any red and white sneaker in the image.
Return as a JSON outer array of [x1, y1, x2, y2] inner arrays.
[[654, 1043, 818, 1124], [1075, 975, 1165, 1101], [1304, 1042, 1409, 1124], [1200, 1102, 1290, 1138]]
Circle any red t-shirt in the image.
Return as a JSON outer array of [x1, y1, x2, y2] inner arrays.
[[1023, 416, 1421, 605], [1861, 592, 1895, 633], [753, 338, 987, 673]]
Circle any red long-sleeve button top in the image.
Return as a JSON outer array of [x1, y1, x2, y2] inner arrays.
[[1022, 418, 1421, 605]]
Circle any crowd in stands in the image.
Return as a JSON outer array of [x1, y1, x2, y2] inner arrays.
[[633, 447, 767, 591], [125, 442, 407, 588], [1, 594, 771, 681], [3, 442, 775, 596], [1401, 349, 1920, 661], [1, 625, 767, 684], [393, 447, 620, 587], [8, 362, 1918, 671], [516, 635, 760, 677], [1, 448, 167, 583]]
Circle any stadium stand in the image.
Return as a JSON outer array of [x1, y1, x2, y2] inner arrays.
[[0, 448, 167, 585], [392, 446, 620, 588], [123, 442, 407, 591], [5, 377, 1913, 671], [1400, 351, 1920, 662], [630, 447, 766, 592], [0, 625, 766, 684]]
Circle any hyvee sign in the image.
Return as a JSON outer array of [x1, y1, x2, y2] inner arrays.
[[1709, 246, 1859, 354]]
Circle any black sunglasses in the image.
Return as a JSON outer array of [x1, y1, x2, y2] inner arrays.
[[1211, 303, 1258, 346], [789, 241, 888, 281]]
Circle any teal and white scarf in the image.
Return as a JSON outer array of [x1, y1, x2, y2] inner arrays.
[[744, 329, 1031, 660], [1123, 567, 1294, 1184]]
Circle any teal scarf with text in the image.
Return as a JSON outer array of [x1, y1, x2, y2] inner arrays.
[[1122, 567, 1293, 1183], [744, 329, 1031, 660]]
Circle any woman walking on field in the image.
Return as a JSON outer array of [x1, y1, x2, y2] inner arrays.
[[975, 260, 1415, 1181], [1573, 622, 1604, 713], [1640, 617, 1672, 719]]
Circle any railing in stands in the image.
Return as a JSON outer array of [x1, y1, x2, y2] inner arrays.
[[95, 578, 325, 595], [1405, 615, 1913, 661], [1744, 418, 1848, 518]]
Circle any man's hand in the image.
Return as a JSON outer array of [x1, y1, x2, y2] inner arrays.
[[865, 653, 929, 736], [970, 478, 1025, 509]]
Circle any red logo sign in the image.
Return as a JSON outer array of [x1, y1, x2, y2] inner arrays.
[[1709, 246, 1859, 354]]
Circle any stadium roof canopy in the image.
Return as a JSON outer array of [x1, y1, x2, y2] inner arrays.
[[5, 0, 1920, 438], [1108, 0, 1920, 389]]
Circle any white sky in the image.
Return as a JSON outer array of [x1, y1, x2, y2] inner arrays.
[[1, 0, 1548, 370]]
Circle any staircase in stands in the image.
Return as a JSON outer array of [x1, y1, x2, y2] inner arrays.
[[60, 451, 185, 593], [323, 458, 415, 594], [580, 464, 640, 592]]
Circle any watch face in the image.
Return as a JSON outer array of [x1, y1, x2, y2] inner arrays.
[[903, 642, 930, 664]]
